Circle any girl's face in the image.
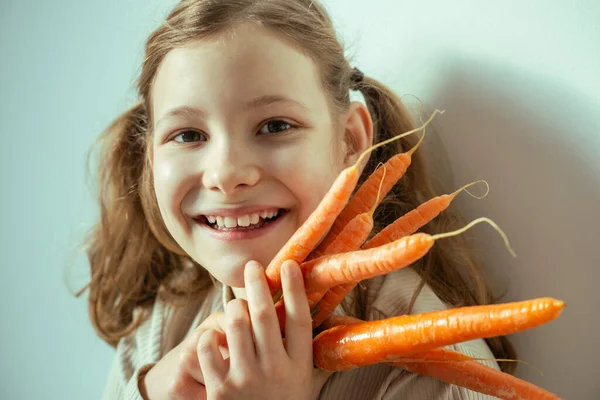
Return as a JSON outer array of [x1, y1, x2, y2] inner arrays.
[[150, 24, 369, 290]]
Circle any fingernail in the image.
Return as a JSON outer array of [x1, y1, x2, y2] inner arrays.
[[246, 260, 262, 272], [284, 260, 298, 278]]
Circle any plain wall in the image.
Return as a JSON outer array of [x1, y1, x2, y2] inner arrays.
[[1, 1, 598, 398]]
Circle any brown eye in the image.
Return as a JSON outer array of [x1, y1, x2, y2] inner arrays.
[[174, 130, 207, 143], [258, 120, 293, 135]]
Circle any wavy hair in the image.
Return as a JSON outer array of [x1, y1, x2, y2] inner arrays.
[[77, 0, 516, 373]]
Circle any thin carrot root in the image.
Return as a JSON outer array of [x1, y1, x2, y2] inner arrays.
[[454, 179, 490, 199], [431, 217, 517, 258], [371, 164, 387, 215], [312, 297, 564, 371], [362, 179, 489, 250], [266, 109, 444, 301]]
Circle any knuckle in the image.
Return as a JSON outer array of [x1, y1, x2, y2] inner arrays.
[[253, 306, 273, 324], [261, 361, 285, 379], [226, 302, 250, 330], [196, 330, 215, 354], [228, 315, 249, 333], [289, 312, 312, 329]]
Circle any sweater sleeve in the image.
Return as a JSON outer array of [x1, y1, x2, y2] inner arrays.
[[100, 301, 166, 400], [100, 351, 156, 400]]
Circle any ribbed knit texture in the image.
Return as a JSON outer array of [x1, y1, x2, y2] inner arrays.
[[101, 267, 501, 399]]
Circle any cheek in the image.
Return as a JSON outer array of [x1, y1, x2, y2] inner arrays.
[[271, 134, 344, 222], [152, 152, 194, 233]]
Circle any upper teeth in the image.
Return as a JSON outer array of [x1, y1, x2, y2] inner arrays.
[[206, 210, 280, 228]]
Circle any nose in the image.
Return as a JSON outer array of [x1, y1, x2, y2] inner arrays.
[[202, 139, 261, 195]]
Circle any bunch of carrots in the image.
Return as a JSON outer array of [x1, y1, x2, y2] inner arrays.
[[261, 109, 565, 399]]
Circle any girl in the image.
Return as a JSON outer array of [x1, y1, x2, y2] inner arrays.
[[82, 0, 516, 398]]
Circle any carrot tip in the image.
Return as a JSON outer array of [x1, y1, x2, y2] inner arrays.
[[431, 217, 517, 258], [453, 179, 490, 200]]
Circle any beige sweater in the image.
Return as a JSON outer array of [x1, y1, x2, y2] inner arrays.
[[101, 267, 501, 399]]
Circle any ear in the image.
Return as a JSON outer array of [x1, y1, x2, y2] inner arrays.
[[341, 101, 373, 170]]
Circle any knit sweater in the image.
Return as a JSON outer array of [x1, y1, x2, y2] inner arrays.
[[100, 267, 500, 399]]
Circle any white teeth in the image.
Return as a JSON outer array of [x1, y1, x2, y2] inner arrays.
[[224, 217, 237, 228], [205, 210, 283, 229], [237, 215, 250, 227]]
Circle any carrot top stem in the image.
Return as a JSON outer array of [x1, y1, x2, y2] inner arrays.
[[370, 164, 386, 216], [452, 179, 490, 200], [355, 109, 444, 167], [431, 217, 517, 258]]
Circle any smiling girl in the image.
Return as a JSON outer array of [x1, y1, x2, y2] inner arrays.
[[82, 1, 516, 399]]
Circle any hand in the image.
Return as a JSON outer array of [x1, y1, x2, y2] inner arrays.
[[197, 260, 333, 400], [141, 312, 228, 399]]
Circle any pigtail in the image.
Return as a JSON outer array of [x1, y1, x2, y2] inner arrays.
[[80, 101, 210, 347]]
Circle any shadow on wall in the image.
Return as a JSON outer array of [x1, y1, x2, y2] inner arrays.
[[413, 55, 600, 399]]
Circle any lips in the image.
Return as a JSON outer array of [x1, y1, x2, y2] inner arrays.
[[194, 208, 288, 231], [194, 208, 289, 241]]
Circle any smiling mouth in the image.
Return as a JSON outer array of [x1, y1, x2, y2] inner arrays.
[[196, 209, 289, 231]]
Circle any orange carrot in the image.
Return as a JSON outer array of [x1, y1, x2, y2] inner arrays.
[[302, 232, 434, 294], [310, 180, 489, 327], [306, 168, 388, 327], [312, 297, 565, 371], [265, 109, 445, 299], [309, 212, 375, 260], [312, 132, 425, 255], [311, 285, 356, 328], [391, 357, 562, 400], [275, 212, 376, 332], [305, 212, 374, 313], [303, 216, 515, 296], [313, 101, 431, 255], [363, 180, 489, 249], [320, 315, 562, 399]]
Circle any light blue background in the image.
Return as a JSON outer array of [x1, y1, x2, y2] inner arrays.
[[1, 1, 598, 398]]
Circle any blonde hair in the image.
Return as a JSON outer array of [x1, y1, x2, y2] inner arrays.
[[78, 0, 516, 373]]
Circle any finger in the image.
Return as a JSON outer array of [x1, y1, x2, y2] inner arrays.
[[281, 260, 313, 365], [193, 312, 226, 336], [225, 298, 256, 372], [197, 329, 229, 387], [190, 328, 228, 384], [244, 260, 285, 360]]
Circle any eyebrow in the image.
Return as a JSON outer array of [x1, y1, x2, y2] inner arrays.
[[155, 95, 310, 128]]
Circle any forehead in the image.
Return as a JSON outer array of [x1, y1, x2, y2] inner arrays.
[[150, 24, 330, 123]]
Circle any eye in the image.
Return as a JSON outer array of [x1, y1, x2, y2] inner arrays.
[[257, 120, 294, 135], [173, 130, 207, 143]]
